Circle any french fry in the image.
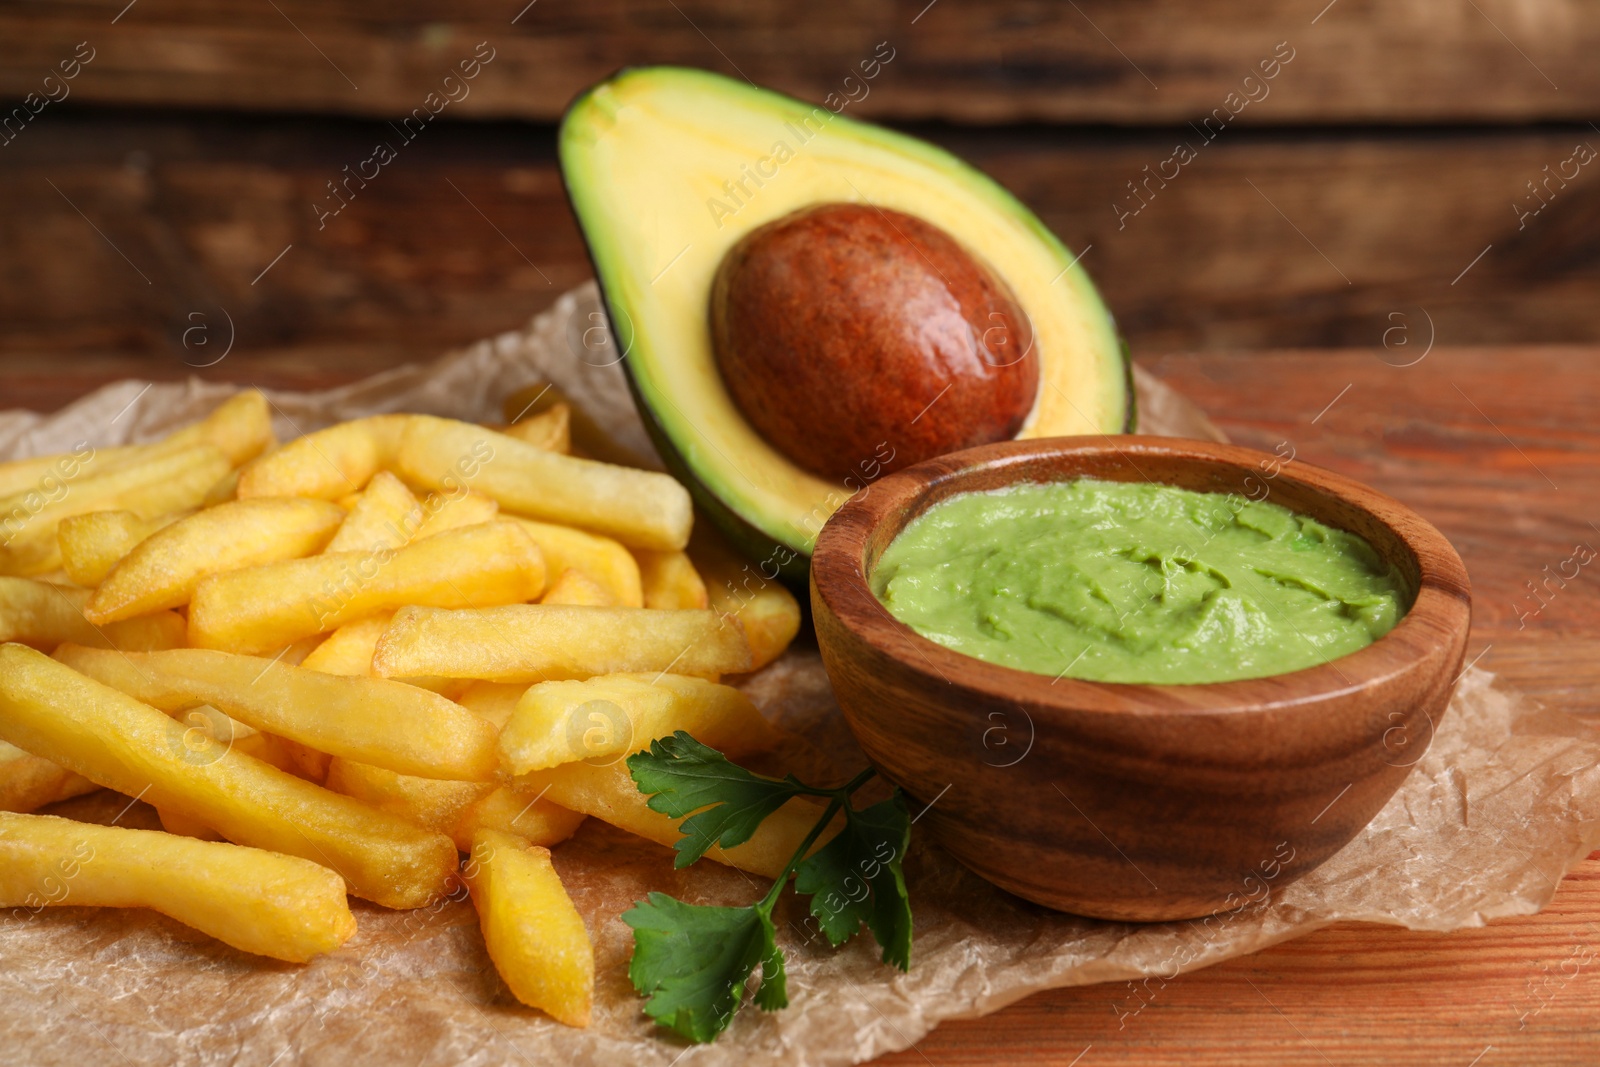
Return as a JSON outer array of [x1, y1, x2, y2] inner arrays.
[[517, 761, 826, 880], [163, 703, 305, 780], [501, 382, 652, 469], [1, 741, 97, 813], [451, 786, 585, 852], [276, 633, 325, 666], [157, 806, 224, 842], [499, 674, 777, 775], [55, 646, 501, 781], [456, 680, 528, 729], [326, 757, 493, 837], [202, 467, 240, 506], [188, 521, 546, 654], [512, 518, 642, 607], [163, 389, 276, 466], [300, 612, 392, 675], [539, 569, 614, 607], [57, 509, 191, 587], [690, 524, 802, 672], [237, 414, 409, 500], [0, 391, 268, 507], [511, 683, 814, 879], [0, 578, 186, 652], [464, 828, 594, 1027], [634, 549, 709, 610], [0, 441, 111, 500], [324, 471, 421, 554], [0, 812, 354, 962], [374, 604, 751, 684], [501, 402, 571, 453], [299, 613, 460, 695], [394, 415, 691, 551], [411, 489, 499, 542], [0, 644, 459, 908], [1, 444, 232, 576], [86, 498, 346, 624], [277, 739, 333, 785]]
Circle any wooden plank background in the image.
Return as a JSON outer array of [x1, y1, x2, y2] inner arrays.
[[2, 114, 1597, 375], [1, 1, 1598, 373], [1, 0, 1596, 124]]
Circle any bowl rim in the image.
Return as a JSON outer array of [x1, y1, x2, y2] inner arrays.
[[809, 434, 1472, 717]]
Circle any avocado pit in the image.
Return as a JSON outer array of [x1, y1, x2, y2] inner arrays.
[[709, 202, 1038, 481]]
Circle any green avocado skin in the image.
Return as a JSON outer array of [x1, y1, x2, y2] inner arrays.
[[559, 65, 1133, 586]]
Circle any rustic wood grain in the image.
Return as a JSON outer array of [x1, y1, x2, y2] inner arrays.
[[2, 115, 1598, 366], [1, 0, 1596, 123]]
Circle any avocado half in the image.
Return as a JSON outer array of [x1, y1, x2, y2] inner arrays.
[[559, 66, 1132, 585]]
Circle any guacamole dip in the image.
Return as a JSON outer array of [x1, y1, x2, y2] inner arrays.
[[871, 479, 1411, 684]]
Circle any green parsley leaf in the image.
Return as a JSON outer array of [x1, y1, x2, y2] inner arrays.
[[627, 731, 804, 867], [622, 892, 787, 1043], [793, 792, 913, 970]]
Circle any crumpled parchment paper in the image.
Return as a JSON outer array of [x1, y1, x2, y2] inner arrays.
[[2, 285, 1597, 1067]]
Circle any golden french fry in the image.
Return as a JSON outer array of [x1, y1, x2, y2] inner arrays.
[[511, 681, 812, 878], [202, 467, 240, 506], [86, 498, 346, 624], [277, 738, 333, 785], [0, 441, 108, 500], [374, 604, 751, 684], [411, 489, 499, 542], [501, 382, 651, 469], [188, 520, 546, 654], [512, 518, 642, 607], [57, 509, 191, 587], [237, 414, 409, 500], [157, 806, 224, 842], [517, 761, 825, 880], [164, 389, 276, 466], [0, 390, 266, 508], [451, 785, 585, 852], [0, 644, 458, 908], [0, 811, 354, 962], [1, 741, 98, 813], [299, 613, 460, 695], [501, 402, 571, 453], [394, 415, 691, 551], [500, 673, 777, 775], [325, 470, 421, 554], [55, 645, 500, 781], [539, 568, 614, 607], [464, 829, 594, 1027], [326, 757, 493, 836], [300, 612, 392, 675], [1, 444, 232, 576], [690, 524, 802, 671], [634, 549, 709, 610], [456, 680, 528, 729], [0, 578, 186, 652]]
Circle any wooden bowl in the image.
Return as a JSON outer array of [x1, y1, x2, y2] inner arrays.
[[810, 435, 1471, 921]]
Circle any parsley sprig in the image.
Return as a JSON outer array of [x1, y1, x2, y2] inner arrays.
[[622, 732, 912, 1043]]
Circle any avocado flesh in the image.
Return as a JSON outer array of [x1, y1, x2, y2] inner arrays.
[[560, 66, 1131, 584]]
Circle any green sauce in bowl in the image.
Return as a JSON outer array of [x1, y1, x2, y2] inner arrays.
[[870, 479, 1411, 684]]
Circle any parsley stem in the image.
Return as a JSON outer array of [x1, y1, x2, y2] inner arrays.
[[787, 764, 879, 800], [755, 765, 877, 914], [759, 793, 843, 913]]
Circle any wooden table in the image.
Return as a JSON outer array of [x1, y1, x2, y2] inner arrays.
[[6, 342, 1598, 1066]]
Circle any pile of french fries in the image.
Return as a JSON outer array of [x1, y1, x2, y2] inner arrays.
[[0, 386, 803, 1028]]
